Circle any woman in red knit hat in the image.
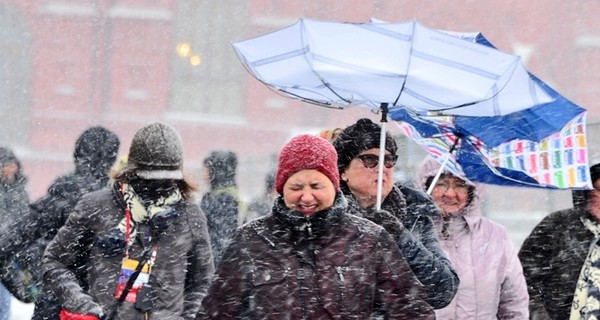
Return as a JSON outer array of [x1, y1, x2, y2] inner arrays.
[[197, 134, 434, 319]]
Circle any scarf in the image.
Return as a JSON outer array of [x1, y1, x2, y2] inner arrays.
[[570, 216, 600, 320], [118, 183, 182, 246]]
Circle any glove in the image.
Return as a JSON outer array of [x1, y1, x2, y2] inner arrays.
[[60, 309, 100, 320], [362, 208, 405, 235]]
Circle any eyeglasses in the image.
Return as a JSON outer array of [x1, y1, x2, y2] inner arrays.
[[355, 154, 398, 169], [434, 180, 470, 194]]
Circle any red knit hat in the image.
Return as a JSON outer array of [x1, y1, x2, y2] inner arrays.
[[275, 134, 340, 194]]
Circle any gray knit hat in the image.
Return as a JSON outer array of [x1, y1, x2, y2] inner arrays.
[[128, 122, 184, 180]]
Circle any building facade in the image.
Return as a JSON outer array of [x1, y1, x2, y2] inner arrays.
[[0, 1, 598, 216]]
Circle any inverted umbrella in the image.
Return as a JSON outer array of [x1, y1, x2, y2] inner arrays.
[[232, 18, 565, 208], [388, 27, 592, 191], [233, 18, 552, 117]]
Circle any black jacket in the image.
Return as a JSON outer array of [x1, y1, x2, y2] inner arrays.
[[198, 193, 434, 319], [0, 126, 119, 320], [345, 185, 459, 309], [518, 189, 593, 320]]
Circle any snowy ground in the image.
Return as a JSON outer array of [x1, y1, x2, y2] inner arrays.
[[9, 298, 33, 320]]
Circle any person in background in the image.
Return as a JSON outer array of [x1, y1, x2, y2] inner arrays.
[[415, 155, 529, 319], [200, 150, 244, 267], [43, 122, 214, 320], [0, 126, 120, 320], [197, 134, 434, 319], [0, 147, 31, 320], [244, 169, 276, 222], [519, 163, 600, 320], [332, 118, 459, 309]]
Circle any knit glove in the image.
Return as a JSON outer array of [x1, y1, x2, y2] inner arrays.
[[362, 208, 405, 235]]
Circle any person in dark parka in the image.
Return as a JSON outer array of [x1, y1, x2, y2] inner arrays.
[[0, 126, 120, 320], [197, 134, 434, 319], [519, 163, 600, 320], [0, 147, 32, 318], [332, 118, 459, 309], [200, 150, 243, 267], [43, 122, 214, 320]]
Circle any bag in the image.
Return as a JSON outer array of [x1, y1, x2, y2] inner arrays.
[[59, 309, 99, 320]]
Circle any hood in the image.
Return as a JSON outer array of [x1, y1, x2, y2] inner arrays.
[[0, 147, 26, 185], [414, 155, 484, 224], [204, 150, 237, 189], [74, 126, 120, 180]]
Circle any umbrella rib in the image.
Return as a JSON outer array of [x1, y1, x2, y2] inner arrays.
[[412, 50, 501, 80], [252, 47, 309, 67]]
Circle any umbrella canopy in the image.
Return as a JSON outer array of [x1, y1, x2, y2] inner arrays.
[[389, 28, 592, 190], [232, 18, 589, 207], [233, 18, 553, 117]]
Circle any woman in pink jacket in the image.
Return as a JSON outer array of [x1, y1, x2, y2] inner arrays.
[[415, 156, 529, 320]]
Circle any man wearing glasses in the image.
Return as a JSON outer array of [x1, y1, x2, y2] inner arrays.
[[333, 118, 459, 310]]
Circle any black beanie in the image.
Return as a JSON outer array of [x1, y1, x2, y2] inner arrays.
[[333, 118, 398, 174], [591, 163, 600, 184]]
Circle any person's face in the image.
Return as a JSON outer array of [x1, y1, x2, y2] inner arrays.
[[0, 161, 18, 183], [431, 175, 471, 217], [341, 148, 396, 208], [588, 179, 600, 221], [283, 169, 336, 216]]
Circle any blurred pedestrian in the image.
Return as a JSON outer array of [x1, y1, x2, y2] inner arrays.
[[0, 147, 30, 320], [333, 118, 459, 309], [244, 170, 276, 222], [415, 155, 529, 319], [33, 126, 120, 320], [197, 134, 434, 319], [200, 150, 244, 267], [519, 163, 600, 319], [0, 126, 121, 320], [43, 122, 214, 320]]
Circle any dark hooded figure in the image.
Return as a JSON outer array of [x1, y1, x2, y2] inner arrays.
[[43, 122, 214, 320], [0, 126, 120, 320], [200, 150, 244, 268], [519, 163, 600, 320], [0, 147, 31, 318]]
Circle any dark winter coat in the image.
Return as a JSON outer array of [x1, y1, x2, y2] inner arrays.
[[0, 151, 37, 303], [201, 151, 242, 268], [345, 185, 460, 309], [0, 127, 121, 320], [43, 185, 214, 320], [518, 190, 592, 320], [198, 193, 435, 319]]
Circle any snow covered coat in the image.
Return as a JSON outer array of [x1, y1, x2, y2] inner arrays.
[[0, 149, 37, 303], [43, 185, 214, 320], [344, 185, 459, 309], [197, 193, 435, 319], [201, 151, 242, 268], [518, 189, 594, 320], [415, 157, 529, 319]]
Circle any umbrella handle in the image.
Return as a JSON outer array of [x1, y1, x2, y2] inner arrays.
[[376, 104, 388, 211], [426, 137, 461, 195]]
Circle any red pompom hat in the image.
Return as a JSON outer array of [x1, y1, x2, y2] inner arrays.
[[275, 134, 340, 194]]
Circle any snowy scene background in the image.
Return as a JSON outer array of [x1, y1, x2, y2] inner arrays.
[[1, 1, 600, 318]]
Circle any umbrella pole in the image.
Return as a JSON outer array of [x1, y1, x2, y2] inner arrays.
[[426, 137, 461, 195], [376, 103, 389, 211]]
